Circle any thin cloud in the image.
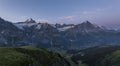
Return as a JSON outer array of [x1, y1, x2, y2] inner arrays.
[[82, 8, 103, 15], [37, 19, 49, 23], [62, 16, 75, 20]]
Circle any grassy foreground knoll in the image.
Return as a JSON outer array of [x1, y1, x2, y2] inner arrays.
[[0, 46, 70, 66]]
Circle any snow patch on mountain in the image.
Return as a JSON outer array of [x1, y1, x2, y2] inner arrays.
[[57, 26, 74, 31], [14, 23, 37, 29], [36, 24, 42, 29]]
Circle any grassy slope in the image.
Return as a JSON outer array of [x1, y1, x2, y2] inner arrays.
[[0, 46, 70, 66], [0, 47, 30, 66], [71, 46, 120, 66], [98, 50, 120, 66]]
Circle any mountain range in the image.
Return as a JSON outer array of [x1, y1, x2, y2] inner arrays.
[[0, 17, 120, 49]]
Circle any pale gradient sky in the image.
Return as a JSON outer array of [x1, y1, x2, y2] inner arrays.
[[0, 0, 120, 27]]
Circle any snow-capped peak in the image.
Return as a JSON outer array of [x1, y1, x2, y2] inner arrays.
[[25, 18, 36, 23], [14, 18, 37, 29]]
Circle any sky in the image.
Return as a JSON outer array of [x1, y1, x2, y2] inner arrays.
[[0, 0, 120, 27]]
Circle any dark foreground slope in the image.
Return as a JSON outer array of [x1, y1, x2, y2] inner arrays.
[[0, 46, 70, 66], [96, 50, 120, 66], [71, 46, 120, 66]]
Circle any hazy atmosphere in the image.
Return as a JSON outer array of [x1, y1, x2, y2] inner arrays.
[[1, 0, 120, 66], [0, 0, 120, 27]]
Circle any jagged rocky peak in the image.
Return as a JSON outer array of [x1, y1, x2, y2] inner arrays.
[[76, 21, 100, 29], [25, 18, 36, 23], [41, 23, 53, 28], [82, 20, 91, 24], [80, 21, 94, 26], [14, 18, 37, 30], [55, 23, 62, 28], [71, 21, 104, 33]]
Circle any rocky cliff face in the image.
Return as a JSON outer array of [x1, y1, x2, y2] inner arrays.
[[0, 17, 24, 46]]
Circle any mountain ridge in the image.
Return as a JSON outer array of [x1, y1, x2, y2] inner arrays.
[[0, 17, 120, 49]]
